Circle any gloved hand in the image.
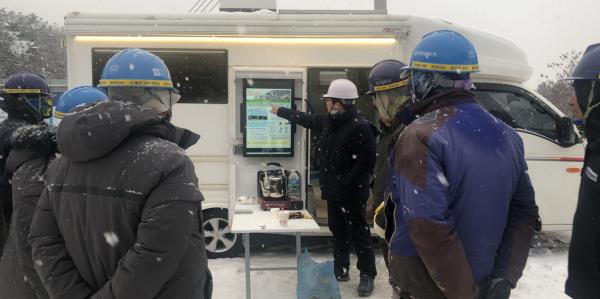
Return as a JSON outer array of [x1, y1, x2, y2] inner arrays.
[[482, 278, 512, 299]]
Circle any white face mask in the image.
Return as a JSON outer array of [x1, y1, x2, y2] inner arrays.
[[143, 89, 181, 113], [329, 108, 339, 116]]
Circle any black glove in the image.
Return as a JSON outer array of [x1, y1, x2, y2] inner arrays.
[[483, 278, 512, 299]]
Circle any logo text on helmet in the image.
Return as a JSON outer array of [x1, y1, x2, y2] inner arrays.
[[413, 51, 438, 59], [152, 68, 162, 77]]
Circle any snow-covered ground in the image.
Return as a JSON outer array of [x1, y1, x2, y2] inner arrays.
[[208, 232, 571, 299]]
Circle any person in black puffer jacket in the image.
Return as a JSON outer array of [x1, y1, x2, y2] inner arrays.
[[565, 43, 600, 299], [272, 79, 377, 297], [0, 72, 53, 257], [29, 49, 212, 299], [0, 125, 55, 299], [0, 72, 55, 299]]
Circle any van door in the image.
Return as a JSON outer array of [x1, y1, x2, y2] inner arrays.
[[474, 83, 584, 230]]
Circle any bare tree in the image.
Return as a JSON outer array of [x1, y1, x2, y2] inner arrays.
[[0, 8, 66, 79], [536, 51, 581, 118]]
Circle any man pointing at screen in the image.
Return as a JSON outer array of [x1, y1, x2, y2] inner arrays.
[[271, 79, 378, 297]]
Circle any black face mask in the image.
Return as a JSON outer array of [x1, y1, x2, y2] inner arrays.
[[573, 80, 593, 114]]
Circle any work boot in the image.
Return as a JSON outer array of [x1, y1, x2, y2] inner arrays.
[[357, 274, 374, 297], [334, 265, 350, 282]]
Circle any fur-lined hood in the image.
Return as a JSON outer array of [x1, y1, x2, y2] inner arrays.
[[5, 124, 57, 174]]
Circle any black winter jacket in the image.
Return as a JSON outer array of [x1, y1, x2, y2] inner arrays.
[[0, 125, 55, 299], [372, 119, 404, 204], [566, 136, 600, 299], [277, 106, 376, 202], [0, 93, 44, 256], [29, 101, 212, 299], [373, 118, 405, 240]]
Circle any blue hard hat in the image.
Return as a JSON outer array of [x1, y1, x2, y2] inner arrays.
[[98, 48, 174, 89], [567, 43, 600, 80], [410, 30, 479, 75], [54, 86, 108, 119], [367, 59, 410, 95]]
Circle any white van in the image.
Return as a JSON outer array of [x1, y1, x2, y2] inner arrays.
[[64, 9, 583, 258]]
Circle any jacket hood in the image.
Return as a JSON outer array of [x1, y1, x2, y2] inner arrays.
[[57, 100, 199, 162]]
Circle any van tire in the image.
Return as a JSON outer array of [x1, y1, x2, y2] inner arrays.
[[202, 208, 243, 258]]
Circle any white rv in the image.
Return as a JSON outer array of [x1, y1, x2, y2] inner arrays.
[[64, 9, 584, 258]]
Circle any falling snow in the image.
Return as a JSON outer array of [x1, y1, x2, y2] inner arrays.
[[436, 172, 450, 187], [103, 232, 120, 247]]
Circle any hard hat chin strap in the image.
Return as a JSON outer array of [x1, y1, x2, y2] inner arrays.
[[584, 81, 599, 121]]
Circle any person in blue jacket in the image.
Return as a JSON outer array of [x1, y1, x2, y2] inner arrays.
[[387, 30, 538, 299]]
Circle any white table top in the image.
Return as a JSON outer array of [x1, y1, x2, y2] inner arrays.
[[231, 204, 320, 234]]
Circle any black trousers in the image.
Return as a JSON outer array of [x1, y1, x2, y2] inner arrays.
[[327, 200, 377, 277]]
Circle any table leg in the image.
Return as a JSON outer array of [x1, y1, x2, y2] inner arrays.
[[244, 233, 251, 299], [295, 232, 301, 262]]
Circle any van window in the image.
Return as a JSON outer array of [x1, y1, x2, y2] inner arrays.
[[474, 83, 559, 141], [307, 68, 374, 121], [92, 48, 228, 104]]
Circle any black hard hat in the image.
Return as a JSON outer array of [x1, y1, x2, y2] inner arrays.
[[566, 44, 600, 115], [1, 72, 52, 95], [567, 44, 600, 80], [367, 59, 410, 95]]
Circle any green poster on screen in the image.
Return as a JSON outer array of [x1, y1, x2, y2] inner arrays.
[[243, 80, 294, 157]]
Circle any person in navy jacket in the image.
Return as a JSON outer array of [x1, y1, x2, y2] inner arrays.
[[387, 30, 538, 299]]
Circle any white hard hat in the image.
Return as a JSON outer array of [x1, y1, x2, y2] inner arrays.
[[323, 79, 359, 100]]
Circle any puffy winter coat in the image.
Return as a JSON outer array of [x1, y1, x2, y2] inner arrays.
[[277, 106, 376, 202], [373, 118, 404, 205], [565, 101, 600, 299], [29, 100, 212, 299], [388, 90, 538, 298], [373, 118, 404, 239], [0, 94, 43, 255], [0, 125, 55, 299]]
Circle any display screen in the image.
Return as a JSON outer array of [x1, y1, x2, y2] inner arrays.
[[243, 79, 294, 157]]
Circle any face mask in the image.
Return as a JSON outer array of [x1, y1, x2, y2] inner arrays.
[[374, 89, 410, 122], [573, 80, 597, 118], [329, 106, 340, 116], [144, 89, 181, 113], [108, 87, 181, 113], [410, 71, 436, 103], [51, 116, 62, 127], [23, 95, 53, 119], [410, 70, 470, 103]]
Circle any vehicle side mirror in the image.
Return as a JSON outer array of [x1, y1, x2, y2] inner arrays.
[[557, 116, 577, 146]]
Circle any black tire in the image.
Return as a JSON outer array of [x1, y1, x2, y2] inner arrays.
[[202, 208, 244, 259]]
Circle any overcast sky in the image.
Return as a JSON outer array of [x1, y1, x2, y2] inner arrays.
[[2, 0, 598, 88]]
